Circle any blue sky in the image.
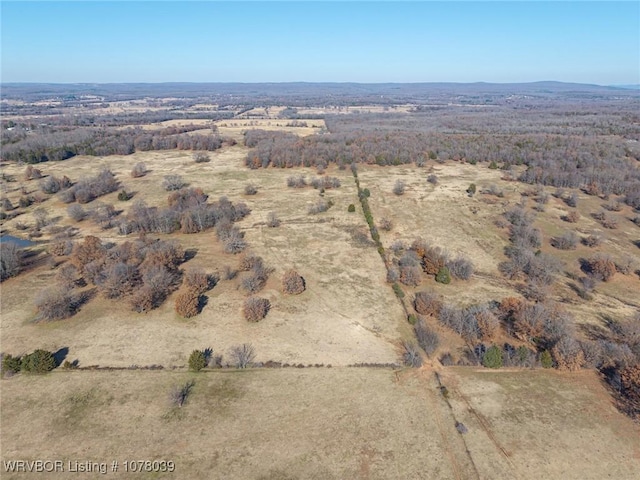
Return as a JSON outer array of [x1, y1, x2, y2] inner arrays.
[[1, 1, 638, 84]]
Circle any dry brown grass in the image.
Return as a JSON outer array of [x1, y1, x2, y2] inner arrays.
[[358, 162, 640, 329], [0, 146, 404, 368], [1, 367, 638, 480]]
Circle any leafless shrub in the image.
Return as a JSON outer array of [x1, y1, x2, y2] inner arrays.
[[563, 210, 580, 223], [40, 175, 71, 195], [579, 274, 599, 296], [183, 267, 210, 295], [440, 353, 454, 366], [504, 206, 534, 227], [243, 297, 270, 322], [310, 176, 341, 190], [244, 184, 258, 195], [582, 233, 603, 247], [131, 162, 147, 178], [602, 215, 619, 229], [223, 228, 247, 254], [67, 204, 87, 222], [230, 343, 255, 368], [71, 169, 118, 204], [58, 188, 76, 203], [393, 180, 406, 195], [266, 211, 281, 227], [99, 262, 140, 299], [399, 266, 422, 286], [414, 290, 442, 316], [427, 174, 438, 185], [0, 242, 22, 281], [35, 286, 78, 320], [91, 203, 118, 229], [552, 336, 585, 371], [535, 191, 549, 204], [603, 200, 623, 212], [513, 302, 548, 342], [54, 263, 78, 289], [1, 197, 14, 211], [485, 184, 504, 197], [241, 272, 268, 294], [49, 239, 73, 257], [193, 151, 210, 163], [476, 308, 500, 341], [565, 192, 578, 207], [551, 231, 578, 250], [239, 253, 262, 272], [615, 256, 636, 275], [162, 175, 186, 191], [402, 341, 422, 367], [520, 279, 551, 302], [287, 175, 307, 188], [585, 254, 617, 282], [33, 207, 49, 229], [386, 266, 399, 283], [24, 165, 43, 180], [415, 320, 440, 356], [446, 255, 474, 280], [74, 188, 94, 205], [379, 218, 392, 231], [389, 240, 406, 254], [169, 380, 195, 407], [282, 269, 305, 294], [308, 199, 331, 214], [510, 224, 542, 249]]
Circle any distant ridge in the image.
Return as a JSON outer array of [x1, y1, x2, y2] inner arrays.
[[2, 81, 638, 103]]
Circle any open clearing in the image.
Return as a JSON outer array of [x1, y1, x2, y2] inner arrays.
[[0, 146, 405, 368], [1, 367, 638, 479], [358, 163, 640, 327], [1, 144, 638, 367]]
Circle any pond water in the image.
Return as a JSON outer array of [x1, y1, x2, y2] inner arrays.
[[0, 235, 36, 248]]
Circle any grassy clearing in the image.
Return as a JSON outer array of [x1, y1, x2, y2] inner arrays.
[[0, 368, 464, 480], [0, 146, 404, 367], [2, 367, 637, 479], [357, 162, 640, 327], [441, 367, 640, 480]]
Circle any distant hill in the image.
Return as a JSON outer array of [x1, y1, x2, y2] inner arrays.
[[1, 81, 638, 104]]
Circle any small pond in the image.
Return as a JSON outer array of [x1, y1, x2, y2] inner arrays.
[[0, 235, 36, 248]]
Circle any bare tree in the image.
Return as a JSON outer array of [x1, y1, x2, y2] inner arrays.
[[162, 175, 186, 191], [35, 286, 77, 320], [243, 297, 270, 322], [193, 152, 210, 163], [131, 162, 147, 178], [229, 343, 255, 368], [402, 341, 422, 367], [0, 242, 22, 281], [169, 380, 195, 407], [414, 320, 440, 356], [266, 211, 281, 227], [393, 180, 406, 195]]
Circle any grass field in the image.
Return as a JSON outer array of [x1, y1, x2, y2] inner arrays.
[[1, 367, 638, 480], [2, 125, 639, 479], [0, 146, 405, 368]]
